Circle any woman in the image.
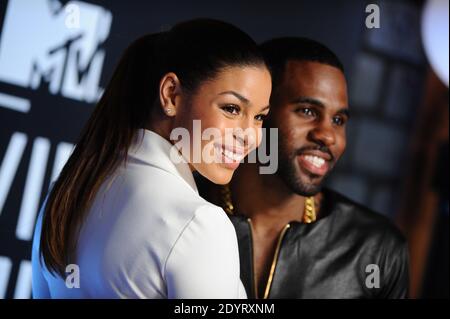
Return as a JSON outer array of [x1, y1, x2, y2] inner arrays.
[[31, 19, 271, 298]]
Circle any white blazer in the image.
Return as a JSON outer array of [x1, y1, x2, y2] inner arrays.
[[32, 129, 247, 299]]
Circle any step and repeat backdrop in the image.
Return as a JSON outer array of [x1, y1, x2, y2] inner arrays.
[[0, 0, 113, 298], [1, 0, 444, 299], [0, 0, 368, 299]]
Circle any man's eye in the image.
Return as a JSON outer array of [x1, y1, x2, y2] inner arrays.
[[222, 105, 240, 115], [297, 107, 316, 117], [333, 116, 346, 126]]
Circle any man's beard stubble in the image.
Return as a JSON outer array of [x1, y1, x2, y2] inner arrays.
[[276, 142, 333, 197]]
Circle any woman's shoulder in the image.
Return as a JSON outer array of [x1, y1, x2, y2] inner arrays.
[[77, 172, 233, 291], [121, 168, 223, 219], [97, 166, 232, 249], [111, 163, 202, 210], [190, 203, 235, 233], [163, 203, 239, 282]]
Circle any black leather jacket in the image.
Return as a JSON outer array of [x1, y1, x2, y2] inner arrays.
[[229, 188, 409, 299]]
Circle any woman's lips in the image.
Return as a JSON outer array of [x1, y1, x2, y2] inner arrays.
[[214, 143, 245, 170], [297, 154, 329, 176]]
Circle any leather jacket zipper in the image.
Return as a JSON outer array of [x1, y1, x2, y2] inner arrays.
[[247, 218, 290, 299]]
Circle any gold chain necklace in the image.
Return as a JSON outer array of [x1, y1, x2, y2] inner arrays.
[[220, 184, 316, 223]]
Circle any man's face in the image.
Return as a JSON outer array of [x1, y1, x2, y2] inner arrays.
[[268, 60, 349, 196]]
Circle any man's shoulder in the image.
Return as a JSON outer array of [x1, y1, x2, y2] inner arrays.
[[323, 188, 407, 247]]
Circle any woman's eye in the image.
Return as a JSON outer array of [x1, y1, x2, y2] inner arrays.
[[222, 105, 240, 115], [255, 114, 267, 122]]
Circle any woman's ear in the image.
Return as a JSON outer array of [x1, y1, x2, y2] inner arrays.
[[159, 72, 182, 117]]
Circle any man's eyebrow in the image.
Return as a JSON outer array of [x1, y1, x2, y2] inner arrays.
[[291, 96, 324, 108], [338, 108, 351, 118], [292, 96, 350, 117], [218, 91, 250, 104]]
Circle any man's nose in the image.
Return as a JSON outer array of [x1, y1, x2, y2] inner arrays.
[[308, 120, 336, 147]]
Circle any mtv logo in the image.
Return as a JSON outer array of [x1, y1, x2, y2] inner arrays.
[[0, 0, 112, 103]]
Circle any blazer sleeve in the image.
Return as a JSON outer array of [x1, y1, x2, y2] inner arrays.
[[164, 204, 246, 299]]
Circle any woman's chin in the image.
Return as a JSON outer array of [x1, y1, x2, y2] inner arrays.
[[198, 164, 234, 185]]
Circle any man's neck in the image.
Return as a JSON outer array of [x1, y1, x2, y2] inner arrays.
[[231, 163, 309, 228]]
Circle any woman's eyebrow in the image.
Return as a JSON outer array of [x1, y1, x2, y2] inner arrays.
[[218, 91, 250, 104], [259, 105, 270, 112]]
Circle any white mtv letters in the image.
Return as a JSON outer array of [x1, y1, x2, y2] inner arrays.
[[0, 132, 74, 240], [0, 132, 74, 298], [0, 0, 112, 103]]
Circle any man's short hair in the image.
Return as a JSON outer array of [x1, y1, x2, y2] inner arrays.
[[260, 37, 344, 88]]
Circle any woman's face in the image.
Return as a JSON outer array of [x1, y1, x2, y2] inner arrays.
[[172, 66, 272, 184]]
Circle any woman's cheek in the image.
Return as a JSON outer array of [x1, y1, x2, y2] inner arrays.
[[254, 127, 263, 149]]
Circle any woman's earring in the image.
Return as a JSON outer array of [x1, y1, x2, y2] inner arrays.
[[165, 108, 173, 115]]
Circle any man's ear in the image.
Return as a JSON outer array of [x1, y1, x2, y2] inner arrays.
[[159, 72, 182, 117]]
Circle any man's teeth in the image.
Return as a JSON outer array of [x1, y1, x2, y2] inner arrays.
[[304, 155, 325, 168]]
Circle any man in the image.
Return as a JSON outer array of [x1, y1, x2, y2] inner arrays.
[[197, 37, 409, 298]]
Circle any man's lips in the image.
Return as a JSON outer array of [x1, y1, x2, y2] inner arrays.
[[299, 149, 333, 161], [296, 150, 333, 177]]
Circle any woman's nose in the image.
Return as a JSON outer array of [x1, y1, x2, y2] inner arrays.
[[233, 127, 257, 150]]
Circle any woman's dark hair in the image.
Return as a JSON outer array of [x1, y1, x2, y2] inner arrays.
[[40, 18, 266, 276]]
